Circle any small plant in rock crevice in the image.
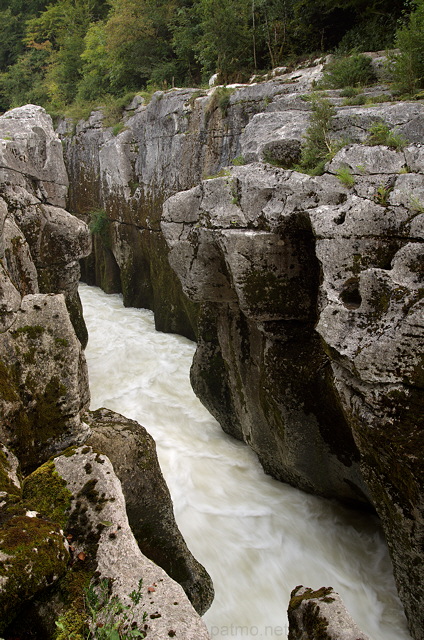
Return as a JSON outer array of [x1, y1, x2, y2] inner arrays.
[[88, 209, 109, 236], [336, 165, 355, 188], [374, 183, 393, 206], [409, 194, 424, 213], [55, 577, 147, 640]]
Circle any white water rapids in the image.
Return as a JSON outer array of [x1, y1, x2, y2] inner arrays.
[[79, 283, 410, 640]]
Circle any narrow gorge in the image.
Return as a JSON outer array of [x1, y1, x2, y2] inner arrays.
[[0, 55, 423, 639]]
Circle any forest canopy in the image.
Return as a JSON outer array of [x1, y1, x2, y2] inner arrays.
[[0, 0, 420, 113]]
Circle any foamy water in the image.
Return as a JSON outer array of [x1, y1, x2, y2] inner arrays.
[[79, 283, 410, 640]]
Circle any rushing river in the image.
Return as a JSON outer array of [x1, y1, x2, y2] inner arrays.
[[79, 283, 410, 640]]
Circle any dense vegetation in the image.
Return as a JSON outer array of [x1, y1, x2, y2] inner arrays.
[[0, 0, 422, 114]]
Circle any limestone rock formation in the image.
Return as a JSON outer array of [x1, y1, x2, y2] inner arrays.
[[0, 444, 70, 634], [60, 63, 423, 638], [0, 104, 68, 208], [16, 446, 209, 640], [162, 157, 423, 638], [288, 586, 371, 640], [86, 407, 214, 615], [0, 106, 92, 470], [0, 105, 213, 636]]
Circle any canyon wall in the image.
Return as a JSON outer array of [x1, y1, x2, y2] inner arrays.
[[0, 105, 212, 637], [60, 61, 423, 640]]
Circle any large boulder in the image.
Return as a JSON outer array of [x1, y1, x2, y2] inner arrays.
[[11, 446, 210, 640], [86, 407, 214, 615], [0, 104, 68, 208], [0, 292, 90, 471], [288, 586, 370, 640]]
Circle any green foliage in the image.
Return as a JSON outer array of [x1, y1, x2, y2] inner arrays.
[[392, 0, 424, 95], [203, 168, 231, 179], [335, 13, 398, 53], [409, 194, 424, 213], [322, 53, 377, 88], [205, 86, 234, 122], [373, 183, 392, 206], [342, 93, 366, 105], [336, 165, 355, 187], [339, 86, 361, 98], [366, 122, 407, 150], [55, 578, 146, 640], [0, 0, 414, 113], [195, 0, 253, 81], [112, 122, 127, 136], [88, 209, 110, 238], [0, 49, 50, 110], [231, 155, 246, 166], [297, 95, 338, 175]]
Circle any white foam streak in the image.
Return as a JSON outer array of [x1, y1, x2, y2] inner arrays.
[[80, 284, 411, 640]]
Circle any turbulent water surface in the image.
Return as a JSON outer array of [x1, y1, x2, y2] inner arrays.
[[80, 283, 410, 640]]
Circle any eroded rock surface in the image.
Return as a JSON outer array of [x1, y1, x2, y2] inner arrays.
[[86, 407, 214, 615], [0, 106, 92, 470], [162, 156, 423, 638], [288, 586, 370, 640], [0, 105, 212, 637], [17, 447, 209, 639]]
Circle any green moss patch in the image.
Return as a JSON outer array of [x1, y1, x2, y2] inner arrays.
[[0, 515, 69, 633], [23, 461, 73, 530]]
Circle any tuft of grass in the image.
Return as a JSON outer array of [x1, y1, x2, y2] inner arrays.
[[112, 122, 127, 136], [342, 94, 367, 106], [339, 86, 362, 98], [409, 194, 424, 213]]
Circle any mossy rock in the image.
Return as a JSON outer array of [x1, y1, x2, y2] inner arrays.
[[23, 460, 73, 530], [0, 514, 69, 633]]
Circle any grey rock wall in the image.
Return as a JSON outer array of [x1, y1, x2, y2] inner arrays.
[[60, 63, 423, 638], [0, 105, 213, 634]]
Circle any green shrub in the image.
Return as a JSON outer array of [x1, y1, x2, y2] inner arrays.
[[392, 0, 424, 95], [366, 122, 407, 150], [339, 86, 361, 98], [323, 54, 377, 89], [297, 95, 338, 175], [342, 94, 367, 106], [335, 15, 398, 54], [205, 86, 234, 122]]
